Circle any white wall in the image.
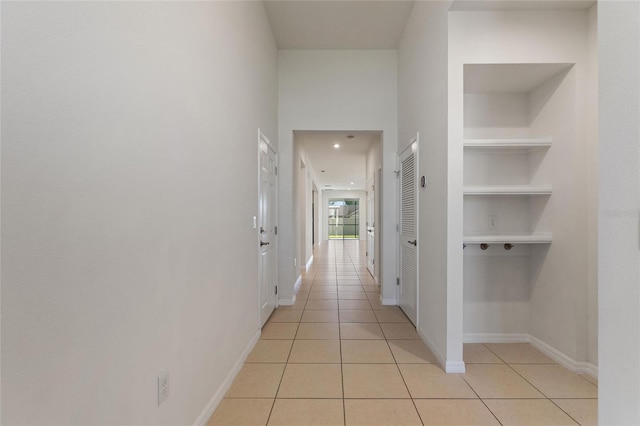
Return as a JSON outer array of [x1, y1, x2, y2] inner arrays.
[[398, 1, 454, 369], [366, 138, 383, 282], [278, 49, 398, 303], [586, 3, 598, 368], [449, 10, 595, 368], [321, 190, 368, 241], [1, 2, 277, 424], [598, 1, 640, 424]]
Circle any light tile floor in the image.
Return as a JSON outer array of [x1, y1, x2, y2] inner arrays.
[[209, 240, 597, 426]]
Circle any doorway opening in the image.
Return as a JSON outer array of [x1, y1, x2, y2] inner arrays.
[[328, 198, 360, 239]]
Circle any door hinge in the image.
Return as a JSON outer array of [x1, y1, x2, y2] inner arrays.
[[275, 286, 278, 295], [275, 166, 278, 176], [396, 224, 400, 232], [275, 226, 278, 235], [366, 251, 368, 257], [372, 259, 375, 265], [397, 277, 400, 286]]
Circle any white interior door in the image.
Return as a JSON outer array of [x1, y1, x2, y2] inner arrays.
[[399, 139, 418, 325], [259, 132, 277, 327], [367, 177, 375, 276]]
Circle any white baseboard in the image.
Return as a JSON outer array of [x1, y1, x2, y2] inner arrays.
[[294, 275, 302, 293], [381, 297, 397, 305], [464, 333, 598, 381], [445, 361, 466, 373], [305, 256, 314, 271], [278, 295, 296, 306], [193, 330, 261, 425], [464, 333, 530, 344]]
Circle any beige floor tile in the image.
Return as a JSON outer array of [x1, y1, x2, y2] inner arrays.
[[374, 309, 410, 323], [338, 300, 372, 310], [414, 399, 501, 425], [207, 398, 273, 426], [343, 364, 410, 398], [344, 399, 421, 426], [366, 292, 380, 301], [485, 343, 555, 364], [308, 292, 338, 300], [511, 364, 598, 398], [368, 299, 398, 310], [268, 399, 344, 426], [338, 283, 363, 288], [484, 399, 579, 426], [463, 364, 544, 399], [580, 374, 598, 386], [340, 323, 385, 339], [338, 286, 365, 292], [362, 285, 380, 292], [268, 310, 303, 323], [246, 340, 293, 363], [380, 323, 420, 339], [388, 340, 439, 363], [338, 292, 368, 300], [225, 364, 285, 398], [278, 364, 343, 398], [261, 323, 298, 340], [399, 364, 477, 398], [552, 399, 598, 426], [295, 291, 309, 300], [464, 343, 504, 364], [288, 340, 341, 363], [312, 284, 338, 290], [339, 310, 377, 323], [296, 323, 340, 339], [301, 309, 339, 323], [341, 340, 395, 363], [305, 299, 339, 310]]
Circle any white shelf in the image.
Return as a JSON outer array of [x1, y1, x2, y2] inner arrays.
[[463, 232, 553, 244], [464, 185, 552, 195], [464, 138, 552, 151]]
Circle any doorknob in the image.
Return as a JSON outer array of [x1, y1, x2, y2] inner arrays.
[[260, 241, 270, 246], [408, 240, 417, 246]]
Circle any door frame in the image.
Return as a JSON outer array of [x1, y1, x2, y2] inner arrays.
[[397, 134, 419, 327], [258, 129, 278, 327]]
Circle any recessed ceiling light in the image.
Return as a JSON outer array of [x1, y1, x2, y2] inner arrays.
[[350, 182, 354, 185], [333, 143, 340, 148], [321, 170, 325, 173]]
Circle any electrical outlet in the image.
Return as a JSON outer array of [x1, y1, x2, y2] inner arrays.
[[158, 371, 169, 406], [488, 215, 497, 229]]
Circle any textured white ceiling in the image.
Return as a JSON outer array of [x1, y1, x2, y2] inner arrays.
[[264, 1, 415, 49], [295, 131, 381, 190]]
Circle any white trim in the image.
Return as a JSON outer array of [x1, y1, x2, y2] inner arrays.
[[193, 330, 261, 426], [445, 361, 466, 373], [293, 275, 302, 293], [463, 333, 598, 380], [305, 255, 314, 271], [463, 333, 530, 343], [381, 297, 397, 305], [278, 295, 297, 306]]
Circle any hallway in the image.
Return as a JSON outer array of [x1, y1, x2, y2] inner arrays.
[[208, 240, 597, 426]]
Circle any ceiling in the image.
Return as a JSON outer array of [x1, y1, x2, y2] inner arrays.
[[295, 131, 381, 191], [264, 1, 415, 49]]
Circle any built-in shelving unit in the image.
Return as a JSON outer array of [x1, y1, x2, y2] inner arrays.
[[464, 138, 552, 151], [463, 185, 553, 196], [463, 232, 553, 244]]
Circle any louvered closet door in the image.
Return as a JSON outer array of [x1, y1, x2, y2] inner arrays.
[[399, 142, 418, 325]]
